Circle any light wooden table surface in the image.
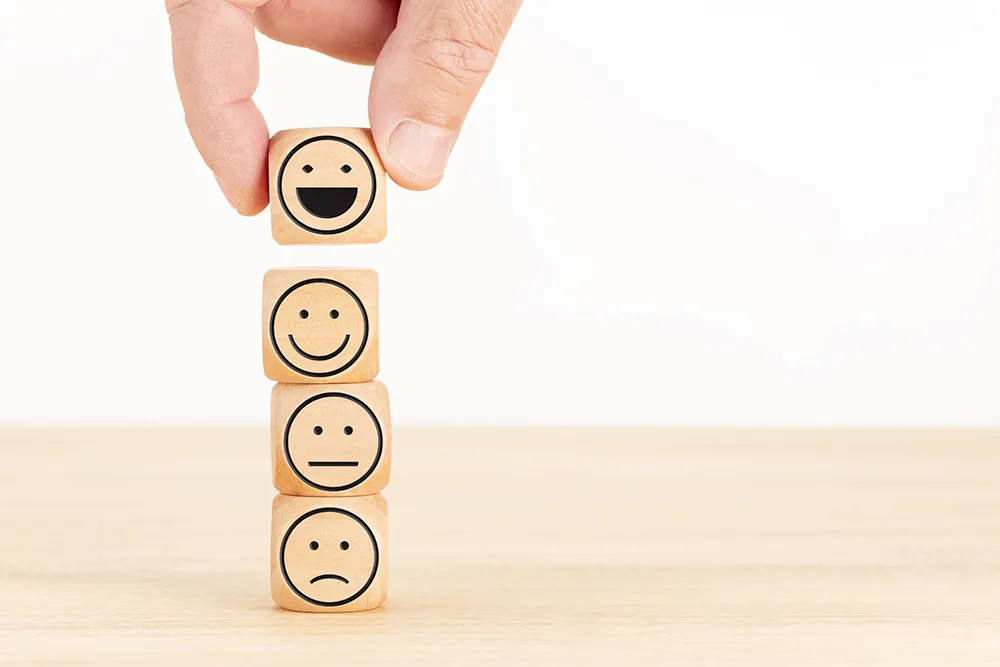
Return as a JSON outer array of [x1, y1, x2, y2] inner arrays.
[[1, 427, 999, 665]]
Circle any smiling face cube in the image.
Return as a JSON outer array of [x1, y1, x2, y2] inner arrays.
[[269, 128, 387, 245], [263, 268, 379, 383]]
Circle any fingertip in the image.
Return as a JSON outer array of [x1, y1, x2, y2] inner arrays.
[[385, 119, 456, 190], [215, 175, 268, 217], [215, 165, 268, 215], [370, 82, 457, 191], [198, 105, 269, 215], [235, 186, 269, 216], [238, 200, 268, 216], [386, 170, 443, 191]]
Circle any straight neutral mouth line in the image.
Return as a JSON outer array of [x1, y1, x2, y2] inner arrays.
[[308, 461, 360, 467]]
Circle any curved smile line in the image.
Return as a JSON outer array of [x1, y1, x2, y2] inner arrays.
[[310, 573, 349, 584], [288, 333, 350, 361]]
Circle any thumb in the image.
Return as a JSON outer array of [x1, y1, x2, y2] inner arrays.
[[368, 0, 520, 190]]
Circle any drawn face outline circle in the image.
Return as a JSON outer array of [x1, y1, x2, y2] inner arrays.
[[277, 135, 377, 235], [279, 507, 379, 607], [269, 278, 370, 378], [284, 392, 384, 493]]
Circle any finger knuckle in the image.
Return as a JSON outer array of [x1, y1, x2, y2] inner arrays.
[[260, 0, 311, 24], [165, 0, 196, 14], [166, 0, 266, 15], [414, 10, 501, 86]]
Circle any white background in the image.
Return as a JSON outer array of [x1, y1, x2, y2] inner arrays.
[[0, 1, 998, 425]]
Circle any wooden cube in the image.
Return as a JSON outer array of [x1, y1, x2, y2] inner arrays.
[[269, 128, 386, 245], [271, 381, 391, 496], [263, 268, 379, 383], [271, 494, 388, 612]]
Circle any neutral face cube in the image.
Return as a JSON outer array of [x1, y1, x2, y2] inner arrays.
[[272, 381, 391, 496], [263, 268, 379, 383], [271, 494, 388, 612], [269, 128, 386, 245]]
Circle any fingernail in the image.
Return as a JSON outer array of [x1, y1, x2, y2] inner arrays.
[[215, 174, 241, 210], [388, 120, 456, 180]]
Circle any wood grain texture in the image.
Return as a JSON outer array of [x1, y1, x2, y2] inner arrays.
[[1, 427, 999, 665]]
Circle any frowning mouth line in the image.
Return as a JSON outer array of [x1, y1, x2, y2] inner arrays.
[[308, 461, 360, 467], [288, 333, 350, 361], [310, 573, 349, 584]]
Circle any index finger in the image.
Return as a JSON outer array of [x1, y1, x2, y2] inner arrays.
[[168, 0, 270, 214]]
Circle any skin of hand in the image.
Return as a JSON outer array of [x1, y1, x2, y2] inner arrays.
[[166, 0, 521, 215]]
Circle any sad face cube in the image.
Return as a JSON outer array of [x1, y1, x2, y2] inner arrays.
[[271, 494, 388, 613]]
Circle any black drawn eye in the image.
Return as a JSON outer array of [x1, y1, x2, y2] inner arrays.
[[299, 310, 309, 319], [340, 164, 352, 173], [309, 541, 319, 550], [313, 426, 323, 436], [343, 426, 354, 436], [330, 310, 339, 319], [340, 541, 349, 551], [303, 165, 314, 173]]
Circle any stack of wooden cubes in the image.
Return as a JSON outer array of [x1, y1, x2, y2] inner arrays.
[[262, 128, 390, 612]]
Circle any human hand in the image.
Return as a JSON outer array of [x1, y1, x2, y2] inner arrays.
[[167, 0, 521, 215]]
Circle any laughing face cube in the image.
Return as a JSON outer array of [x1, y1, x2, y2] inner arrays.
[[269, 128, 387, 245]]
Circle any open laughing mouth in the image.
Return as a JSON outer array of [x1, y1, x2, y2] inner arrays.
[[297, 187, 358, 219], [310, 573, 349, 584], [288, 334, 350, 361]]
